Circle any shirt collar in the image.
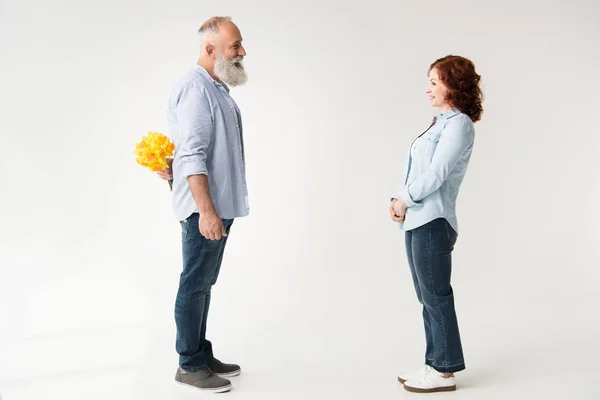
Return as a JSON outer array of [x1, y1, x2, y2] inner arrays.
[[193, 64, 230, 93], [439, 108, 461, 120]]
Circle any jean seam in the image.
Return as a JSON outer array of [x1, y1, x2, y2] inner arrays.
[[427, 221, 449, 367], [429, 359, 465, 368], [210, 236, 227, 285], [444, 218, 450, 240], [440, 219, 453, 367]]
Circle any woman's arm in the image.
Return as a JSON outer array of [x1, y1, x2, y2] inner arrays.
[[398, 116, 474, 207]]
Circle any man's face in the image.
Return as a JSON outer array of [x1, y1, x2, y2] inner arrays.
[[212, 22, 247, 87], [217, 22, 246, 60]]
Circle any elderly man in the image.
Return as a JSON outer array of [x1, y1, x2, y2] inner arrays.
[[159, 16, 248, 393]]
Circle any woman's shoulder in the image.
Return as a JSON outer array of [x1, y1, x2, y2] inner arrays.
[[446, 112, 475, 133], [441, 112, 475, 144]]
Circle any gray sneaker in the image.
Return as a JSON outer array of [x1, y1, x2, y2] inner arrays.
[[174, 367, 232, 393], [208, 358, 241, 377]]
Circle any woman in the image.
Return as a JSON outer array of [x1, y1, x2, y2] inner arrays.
[[390, 55, 483, 393]]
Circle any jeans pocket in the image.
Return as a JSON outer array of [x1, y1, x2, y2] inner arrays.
[[181, 217, 191, 240], [442, 218, 457, 242]]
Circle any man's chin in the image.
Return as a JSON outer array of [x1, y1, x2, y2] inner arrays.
[[223, 79, 247, 88], [224, 73, 248, 87]]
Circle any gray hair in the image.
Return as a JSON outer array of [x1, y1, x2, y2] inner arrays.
[[198, 16, 232, 43]]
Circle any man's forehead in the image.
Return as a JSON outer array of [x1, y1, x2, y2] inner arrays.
[[219, 23, 242, 42]]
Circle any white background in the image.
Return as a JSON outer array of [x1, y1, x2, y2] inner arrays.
[[1, 0, 599, 399]]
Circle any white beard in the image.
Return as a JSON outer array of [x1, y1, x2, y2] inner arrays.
[[214, 53, 248, 87]]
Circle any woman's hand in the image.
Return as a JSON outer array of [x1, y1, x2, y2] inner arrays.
[[390, 199, 407, 222]]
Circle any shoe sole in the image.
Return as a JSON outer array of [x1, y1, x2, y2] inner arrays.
[[215, 369, 241, 378], [174, 379, 232, 393], [397, 377, 407, 384], [403, 384, 456, 393]]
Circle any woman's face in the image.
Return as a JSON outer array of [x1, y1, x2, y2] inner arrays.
[[427, 68, 451, 110]]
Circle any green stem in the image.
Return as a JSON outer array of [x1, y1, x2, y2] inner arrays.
[[168, 179, 173, 191]]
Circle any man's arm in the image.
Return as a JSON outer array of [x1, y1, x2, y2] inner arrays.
[[188, 174, 227, 240], [187, 174, 215, 214], [176, 83, 226, 240], [176, 83, 212, 180]]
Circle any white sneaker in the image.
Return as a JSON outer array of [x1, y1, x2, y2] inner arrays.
[[397, 365, 428, 384], [403, 365, 456, 393]]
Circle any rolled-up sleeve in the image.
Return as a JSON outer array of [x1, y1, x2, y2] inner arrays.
[[399, 117, 474, 207], [176, 83, 213, 179]]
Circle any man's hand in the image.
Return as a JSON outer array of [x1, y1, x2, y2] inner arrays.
[[157, 158, 173, 180], [187, 174, 223, 239], [199, 210, 228, 241], [390, 199, 407, 222]]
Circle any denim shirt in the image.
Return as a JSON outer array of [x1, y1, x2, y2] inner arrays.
[[167, 65, 249, 221], [393, 109, 475, 233]]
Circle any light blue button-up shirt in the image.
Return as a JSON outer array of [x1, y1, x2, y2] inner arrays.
[[393, 109, 475, 233], [167, 65, 249, 221]]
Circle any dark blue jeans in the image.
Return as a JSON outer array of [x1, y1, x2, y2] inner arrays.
[[175, 213, 234, 371], [405, 217, 465, 373]]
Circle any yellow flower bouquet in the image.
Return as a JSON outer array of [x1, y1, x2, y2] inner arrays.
[[134, 131, 175, 190]]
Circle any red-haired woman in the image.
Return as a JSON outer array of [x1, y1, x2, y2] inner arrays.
[[390, 55, 484, 393]]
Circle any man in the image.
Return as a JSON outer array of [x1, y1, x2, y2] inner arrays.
[[158, 16, 249, 393]]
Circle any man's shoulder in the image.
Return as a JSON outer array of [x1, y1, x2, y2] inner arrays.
[[172, 66, 212, 94]]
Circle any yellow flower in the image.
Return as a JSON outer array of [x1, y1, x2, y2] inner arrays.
[[134, 132, 175, 172]]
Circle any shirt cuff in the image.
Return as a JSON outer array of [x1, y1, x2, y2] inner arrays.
[[180, 158, 208, 179], [398, 185, 418, 208]]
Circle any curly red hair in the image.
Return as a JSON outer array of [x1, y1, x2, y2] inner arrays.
[[430, 55, 484, 122]]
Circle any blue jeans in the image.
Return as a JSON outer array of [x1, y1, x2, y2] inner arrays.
[[175, 213, 234, 371], [405, 217, 465, 373]]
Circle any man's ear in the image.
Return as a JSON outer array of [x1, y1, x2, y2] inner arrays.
[[206, 43, 215, 57]]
